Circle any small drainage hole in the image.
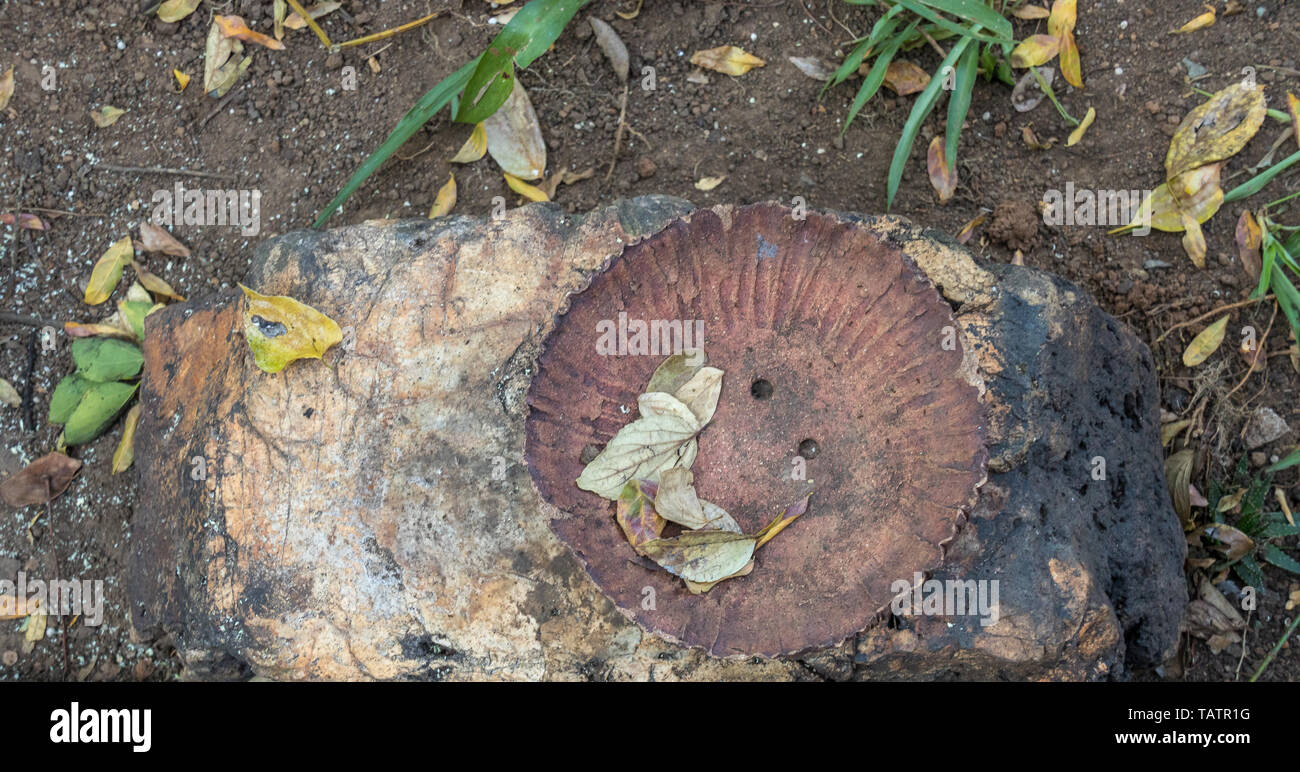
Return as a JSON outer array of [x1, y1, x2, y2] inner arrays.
[[750, 379, 774, 400], [798, 439, 820, 459]]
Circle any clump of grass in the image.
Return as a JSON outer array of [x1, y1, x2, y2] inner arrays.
[[1206, 455, 1300, 591]]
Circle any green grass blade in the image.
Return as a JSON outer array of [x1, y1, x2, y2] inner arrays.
[[824, 4, 904, 92], [1233, 553, 1266, 591], [1224, 148, 1300, 202], [1261, 543, 1300, 574], [313, 57, 479, 227], [894, 0, 1014, 45], [918, 0, 1013, 39], [943, 41, 978, 168], [886, 30, 977, 210], [844, 19, 917, 130], [1266, 447, 1300, 473]]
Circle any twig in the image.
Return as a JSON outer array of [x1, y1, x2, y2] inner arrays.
[[1225, 303, 1277, 399], [1234, 606, 1252, 681], [21, 329, 36, 433], [605, 82, 630, 182], [1154, 295, 1275, 345], [333, 11, 442, 50], [91, 163, 235, 181], [0, 311, 63, 327]]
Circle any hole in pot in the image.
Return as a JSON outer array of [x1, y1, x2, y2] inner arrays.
[[750, 379, 773, 400], [797, 439, 819, 459]]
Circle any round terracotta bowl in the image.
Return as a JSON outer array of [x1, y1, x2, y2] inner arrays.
[[525, 203, 987, 657]]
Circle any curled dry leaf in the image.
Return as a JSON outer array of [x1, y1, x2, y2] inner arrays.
[[0, 212, 46, 230], [112, 403, 141, 474], [133, 262, 185, 302], [449, 123, 487, 164], [1202, 523, 1254, 561], [0, 378, 20, 408], [239, 285, 343, 373], [695, 176, 725, 191], [589, 17, 629, 83], [1161, 418, 1192, 447], [1236, 209, 1262, 283], [138, 222, 191, 257], [1182, 315, 1228, 366], [157, 0, 201, 23], [788, 56, 836, 82], [654, 468, 741, 532], [1117, 163, 1224, 233], [430, 174, 456, 217], [876, 60, 930, 95], [0, 452, 82, 508], [215, 15, 286, 50], [1021, 124, 1055, 150], [85, 236, 134, 305], [484, 79, 546, 180], [173, 69, 191, 92], [616, 0, 644, 20], [956, 213, 986, 244], [90, 105, 126, 127], [689, 45, 765, 77], [1180, 211, 1207, 269], [1165, 449, 1194, 528], [1165, 82, 1266, 180], [640, 530, 757, 584], [754, 494, 812, 549], [1066, 106, 1096, 146], [615, 479, 666, 551], [504, 173, 549, 202], [1009, 35, 1061, 69], [926, 135, 957, 202], [0, 66, 14, 112], [1172, 5, 1216, 34]]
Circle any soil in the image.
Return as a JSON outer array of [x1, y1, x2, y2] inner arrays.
[[2, 0, 1298, 682]]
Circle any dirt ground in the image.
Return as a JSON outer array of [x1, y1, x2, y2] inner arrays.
[[2, 0, 1298, 682]]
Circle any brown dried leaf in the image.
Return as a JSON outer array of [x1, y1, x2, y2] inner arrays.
[[138, 222, 191, 257], [0, 378, 19, 408], [132, 262, 185, 302], [0, 452, 82, 508], [615, 479, 666, 550], [484, 79, 546, 180], [1166, 449, 1194, 528], [1235, 209, 1262, 282], [90, 105, 126, 127], [788, 56, 836, 81], [926, 135, 957, 202], [1202, 523, 1255, 561], [0, 212, 46, 230], [881, 60, 930, 95], [641, 530, 757, 584], [0, 66, 14, 112], [589, 17, 629, 83], [689, 45, 765, 77]]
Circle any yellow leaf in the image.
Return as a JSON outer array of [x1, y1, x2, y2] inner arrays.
[[1013, 5, 1050, 20], [85, 236, 134, 305], [694, 175, 726, 191], [284, 2, 341, 30], [450, 122, 487, 163], [90, 105, 126, 127], [689, 45, 766, 77], [1288, 92, 1300, 151], [1114, 163, 1224, 233], [274, 0, 287, 40], [112, 404, 140, 473], [1236, 209, 1263, 283], [157, 0, 202, 23], [1183, 316, 1229, 367], [173, 69, 191, 92], [1009, 35, 1061, 68], [1067, 106, 1096, 146], [133, 262, 185, 301], [503, 173, 549, 202], [215, 14, 286, 50], [0, 594, 38, 620], [1058, 28, 1082, 88], [616, 0, 644, 19], [0, 66, 13, 112], [24, 610, 46, 643], [926, 135, 957, 202], [239, 285, 343, 373], [1165, 82, 1267, 179], [1047, 0, 1076, 37], [430, 174, 457, 217], [1180, 211, 1207, 269], [1172, 5, 1216, 34]]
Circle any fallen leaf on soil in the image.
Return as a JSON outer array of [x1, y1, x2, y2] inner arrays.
[[926, 135, 957, 202], [589, 17, 629, 83], [0, 213, 46, 230], [84, 236, 134, 305], [1009, 35, 1061, 69], [654, 468, 741, 532], [449, 122, 487, 164], [641, 530, 757, 584], [138, 222, 190, 257], [576, 406, 700, 500], [1166, 449, 1194, 528], [1047, 0, 1077, 37], [690, 45, 765, 77], [956, 213, 986, 244], [131, 264, 184, 302], [1058, 29, 1082, 88], [274, 0, 287, 40], [1171, 5, 1216, 34], [63, 320, 134, 341], [1161, 418, 1192, 447], [1165, 82, 1266, 180], [1013, 5, 1050, 19], [284, 2, 340, 30], [879, 60, 930, 95], [1288, 92, 1300, 151], [484, 79, 546, 180], [695, 176, 725, 191], [616, 0, 643, 19], [615, 479, 666, 551], [540, 165, 595, 199], [215, 14, 286, 50], [504, 173, 549, 202], [788, 56, 836, 81], [239, 285, 343, 374], [1021, 124, 1055, 150], [112, 404, 140, 474], [1235, 209, 1262, 282], [1216, 487, 1246, 513], [1202, 523, 1255, 561], [1066, 106, 1096, 146], [0, 378, 19, 408], [1180, 211, 1207, 268], [0, 67, 14, 112], [1183, 315, 1228, 366], [173, 69, 191, 92], [429, 173, 456, 217], [90, 105, 126, 127], [1116, 163, 1224, 233], [0, 452, 82, 508], [157, 0, 202, 23]]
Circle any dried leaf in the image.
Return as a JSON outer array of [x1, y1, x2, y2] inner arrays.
[[1058, 29, 1082, 88], [615, 479, 666, 550], [504, 173, 549, 202], [173, 69, 191, 92], [636, 391, 699, 423], [641, 530, 757, 584], [1161, 418, 1192, 447], [1047, 0, 1076, 37], [1202, 523, 1254, 561], [430, 173, 457, 217], [956, 213, 986, 244], [204, 19, 238, 95], [695, 176, 725, 191], [138, 222, 191, 257], [1180, 211, 1207, 269], [684, 559, 753, 594], [449, 122, 487, 164], [1066, 106, 1096, 146], [84, 236, 134, 305], [1165, 82, 1266, 180], [1116, 163, 1224, 233], [274, 0, 287, 40], [24, 610, 47, 644], [654, 468, 741, 532], [1216, 487, 1246, 514], [1288, 92, 1300, 151], [284, 2, 341, 30], [754, 494, 812, 549], [576, 410, 700, 500], [1236, 209, 1262, 282], [0, 66, 13, 112], [215, 14, 286, 50], [133, 263, 185, 302], [1183, 315, 1228, 366], [0, 212, 47, 230], [157, 0, 202, 23], [90, 105, 126, 127], [616, 0, 643, 20], [484, 79, 546, 180], [1172, 5, 1216, 34], [880, 60, 930, 95], [1021, 124, 1055, 150], [926, 135, 957, 202], [589, 17, 629, 83], [1009, 35, 1061, 69], [240, 285, 343, 373], [787, 56, 836, 81], [1013, 5, 1051, 20], [645, 350, 708, 394], [1166, 449, 1194, 528], [0, 378, 19, 408], [0, 452, 82, 508], [112, 404, 140, 473], [672, 366, 723, 425], [0, 594, 39, 620], [689, 45, 765, 77]]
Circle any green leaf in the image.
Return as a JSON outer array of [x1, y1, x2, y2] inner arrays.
[[48, 374, 92, 424], [1224, 148, 1300, 203], [1233, 553, 1266, 590], [824, 4, 905, 92], [70, 338, 143, 382], [845, 19, 917, 131], [893, 0, 1014, 45], [61, 381, 137, 446], [1261, 543, 1300, 575], [454, 0, 588, 124], [944, 41, 978, 168], [887, 30, 978, 210], [119, 300, 154, 341], [1259, 523, 1300, 539], [1265, 447, 1300, 473]]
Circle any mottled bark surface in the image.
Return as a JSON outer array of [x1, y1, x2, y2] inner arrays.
[[126, 197, 1184, 680]]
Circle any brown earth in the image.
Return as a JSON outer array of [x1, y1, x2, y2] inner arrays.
[[1, 0, 1298, 681]]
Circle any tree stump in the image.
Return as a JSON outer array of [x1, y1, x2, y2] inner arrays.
[[126, 198, 1185, 680]]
